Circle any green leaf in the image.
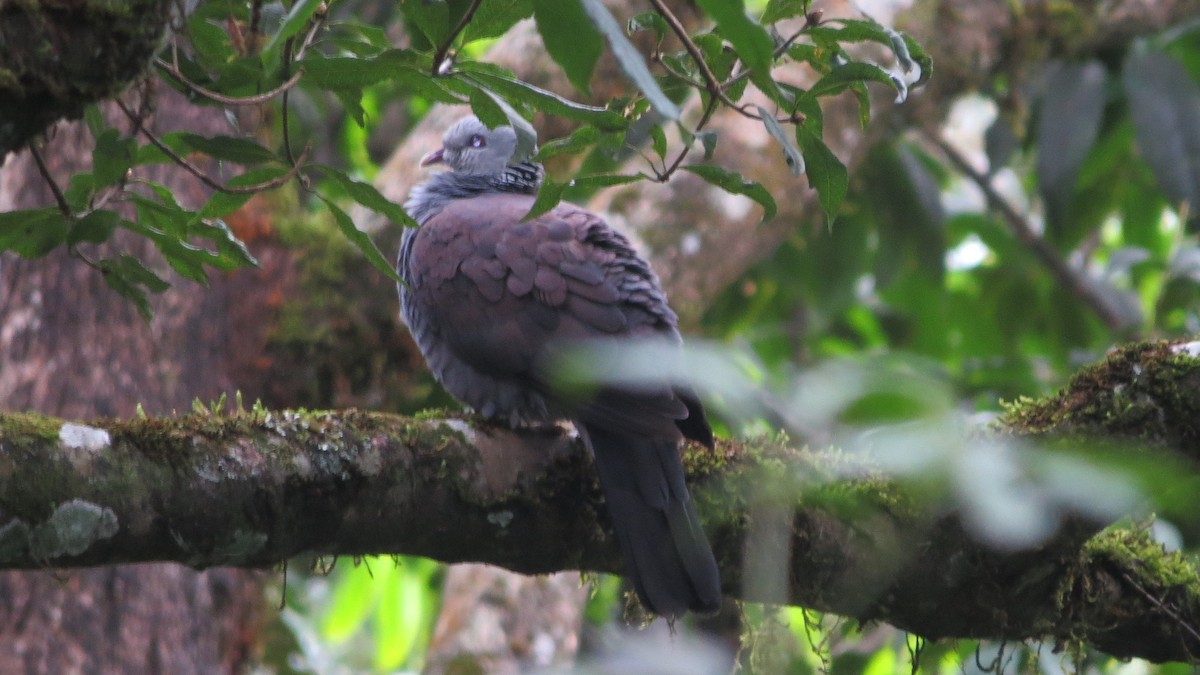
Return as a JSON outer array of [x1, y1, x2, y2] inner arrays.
[[315, 164, 416, 227], [191, 218, 259, 270], [99, 254, 170, 321], [762, 0, 808, 24], [801, 62, 901, 103], [301, 50, 434, 91], [188, 17, 234, 65], [684, 165, 777, 222], [198, 166, 291, 218], [1124, 50, 1200, 229], [695, 0, 778, 99], [578, 0, 680, 120], [92, 129, 136, 187], [129, 194, 212, 283], [464, 0, 532, 43], [83, 105, 105, 138], [533, 0, 602, 94], [320, 564, 375, 643], [756, 105, 803, 176], [1036, 60, 1107, 233], [649, 124, 667, 161], [695, 0, 774, 73], [524, 178, 567, 221], [317, 194, 404, 283], [627, 11, 666, 43], [333, 88, 367, 128], [535, 125, 602, 161], [795, 122, 848, 224], [68, 209, 120, 245], [0, 207, 70, 257], [264, 0, 325, 54], [177, 133, 278, 165], [457, 63, 627, 130], [374, 563, 426, 670], [63, 173, 96, 212], [697, 130, 718, 159], [400, 0, 451, 47]]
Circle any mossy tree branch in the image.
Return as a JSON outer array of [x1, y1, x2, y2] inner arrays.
[[2, 342, 1200, 662]]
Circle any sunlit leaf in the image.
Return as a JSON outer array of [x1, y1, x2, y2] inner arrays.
[[320, 564, 375, 643]]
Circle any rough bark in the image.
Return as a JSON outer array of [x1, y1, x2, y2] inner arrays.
[[0, 90, 279, 673], [2, 341, 1200, 662]]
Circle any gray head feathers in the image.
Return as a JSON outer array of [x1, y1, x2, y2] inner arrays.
[[423, 116, 519, 175], [404, 115, 544, 226]]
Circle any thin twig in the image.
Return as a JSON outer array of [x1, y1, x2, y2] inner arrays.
[[724, 19, 817, 91], [658, 94, 720, 181], [430, 0, 484, 76], [281, 38, 298, 167], [116, 99, 311, 195], [1119, 569, 1200, 654], [648, 0, 750, 114], [930, 133, 1129, 334], [156, 58, 304, 106], [28, 143, 73, 218]]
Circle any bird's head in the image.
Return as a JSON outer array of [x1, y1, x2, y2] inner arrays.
[[420, 116, 518, 175]]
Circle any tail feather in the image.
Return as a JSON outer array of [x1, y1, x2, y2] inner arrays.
[[580, 423, 721, 618]]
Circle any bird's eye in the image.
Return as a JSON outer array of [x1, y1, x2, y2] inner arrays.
[[469, 134, 486, 148]]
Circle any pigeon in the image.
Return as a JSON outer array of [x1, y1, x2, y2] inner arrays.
[[398, 115, 721, 618]]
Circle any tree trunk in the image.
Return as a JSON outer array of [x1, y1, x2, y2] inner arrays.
[[0, 89, 279, 674]]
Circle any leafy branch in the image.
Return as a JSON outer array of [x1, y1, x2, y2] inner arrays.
[[4, 0, 930, 315]]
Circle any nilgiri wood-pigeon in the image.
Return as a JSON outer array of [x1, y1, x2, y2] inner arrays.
[[397, 116, 721, 618]]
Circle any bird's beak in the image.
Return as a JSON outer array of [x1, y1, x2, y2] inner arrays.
[[420, 148, 445, 167]]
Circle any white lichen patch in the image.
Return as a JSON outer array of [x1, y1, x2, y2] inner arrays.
[[487, 510, 514, 529], [1172, 341, 1200, 358], [28, 499, 119, 560], [440, 418, 475, 441], [59, 423, 111, 451]]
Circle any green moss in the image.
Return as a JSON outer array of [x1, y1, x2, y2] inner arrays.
[[1083, 525, 1200, 594], [0, 411, 67, 443], [0, 0, 176, 153], [1000, 341, 1200, 455]]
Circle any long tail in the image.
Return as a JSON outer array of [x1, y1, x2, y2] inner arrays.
[[578, 422, 721, 618]]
